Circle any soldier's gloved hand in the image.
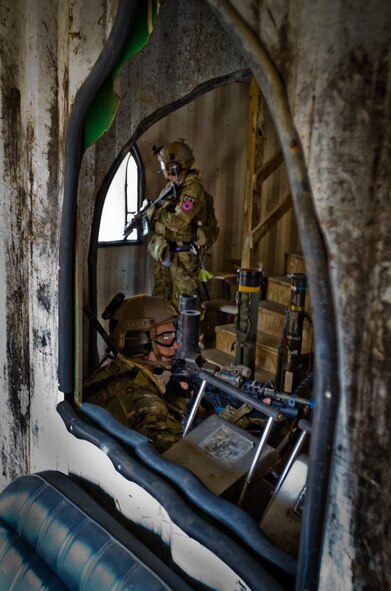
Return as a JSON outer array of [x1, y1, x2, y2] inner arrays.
[[146, 202, 155, 221], [167, 377, 191, 399], [161, 251, 171, 268]]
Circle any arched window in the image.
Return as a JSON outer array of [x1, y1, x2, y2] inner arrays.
[[98, 149, 142, 244]]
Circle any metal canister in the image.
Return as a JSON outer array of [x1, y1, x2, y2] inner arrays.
[[176, 294, 200, 358], [234, 268, 262, 377], [282, 273, 307, 393]]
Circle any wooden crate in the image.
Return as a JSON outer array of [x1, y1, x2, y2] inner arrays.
[[258, 300, 313, 353], [285, 252, 306, 274], [215, 325, 280, 374], [266, 276, 311, 314]]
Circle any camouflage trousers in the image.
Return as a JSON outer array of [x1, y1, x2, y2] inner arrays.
[[152, 251, 199, 309]]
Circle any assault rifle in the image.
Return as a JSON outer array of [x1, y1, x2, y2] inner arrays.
[[171, 355, 313, 420], [83, 304, 119, 368], [170, 301, 313, 423], [213, 365, 314, 413], [123, 180, 179, 239]]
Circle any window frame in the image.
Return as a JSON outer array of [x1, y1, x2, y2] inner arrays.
[[85, 143, 145, 370], [95, 144, 145, 248]]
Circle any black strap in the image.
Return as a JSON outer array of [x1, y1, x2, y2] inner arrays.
[[169, 241, 193, 252]]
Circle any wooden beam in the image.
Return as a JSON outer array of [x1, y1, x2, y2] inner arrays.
[[248, 192, 292, 248], [255, 150, 284, 185]]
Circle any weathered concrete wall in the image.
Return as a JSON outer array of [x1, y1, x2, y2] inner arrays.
[[0, 0, 117, 485], [0, 0, 61, 483], [292, 3, 391, 588]]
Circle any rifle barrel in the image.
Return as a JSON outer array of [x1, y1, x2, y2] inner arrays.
[[83, 306, 118, 355]]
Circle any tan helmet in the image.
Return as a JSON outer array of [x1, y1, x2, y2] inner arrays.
[[109, 294, 177, 361], [157, 140, 195, 173]]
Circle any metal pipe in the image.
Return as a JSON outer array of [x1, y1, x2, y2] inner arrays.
[[273, 430, 308, 498], [238, 416, 274, 506], [281, 274, 307, 393], [183, 379, 207, 436], [198, 371, 283, 420], [177, 310, 201, 358]]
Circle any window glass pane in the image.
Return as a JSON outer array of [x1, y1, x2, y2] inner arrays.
[[98, 153, 139, 242]]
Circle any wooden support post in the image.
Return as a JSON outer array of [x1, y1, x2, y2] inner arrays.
[[241, 78, 260, 268]]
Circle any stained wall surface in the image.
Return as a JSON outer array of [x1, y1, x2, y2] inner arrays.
[[0, 0, 117, 482]]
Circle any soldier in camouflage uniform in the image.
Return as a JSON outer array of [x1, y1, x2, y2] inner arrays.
[[84, 294, 187, 453], [147, 140, 218, 309]]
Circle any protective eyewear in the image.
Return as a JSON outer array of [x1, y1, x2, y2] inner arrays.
[[158, 159, 179, 176], [155, 331, 177, 348]]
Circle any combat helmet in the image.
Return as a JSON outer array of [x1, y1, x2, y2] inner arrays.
[[104, 293, 178, 365], [156, 140, 195, 174]]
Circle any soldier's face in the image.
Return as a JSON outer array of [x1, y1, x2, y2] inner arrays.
[[154, 322, 178, 362]]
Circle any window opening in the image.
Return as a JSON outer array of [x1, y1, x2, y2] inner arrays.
[[98, 152, 139, 243]]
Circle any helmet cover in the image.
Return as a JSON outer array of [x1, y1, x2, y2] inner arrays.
[[158, 140, 194, 172], [110, 294, 177, 360]]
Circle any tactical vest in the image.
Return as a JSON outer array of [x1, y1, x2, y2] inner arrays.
[[198, 190, 219, 247]]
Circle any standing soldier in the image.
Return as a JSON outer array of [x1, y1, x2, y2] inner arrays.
[[147, 140, 219, 309]]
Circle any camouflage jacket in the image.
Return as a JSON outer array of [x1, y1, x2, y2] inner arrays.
[[84, 355, 185, 453], [153, 170, 208, 244]]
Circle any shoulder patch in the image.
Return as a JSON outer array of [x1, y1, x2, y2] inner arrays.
[[181, 196, 195, 212]]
